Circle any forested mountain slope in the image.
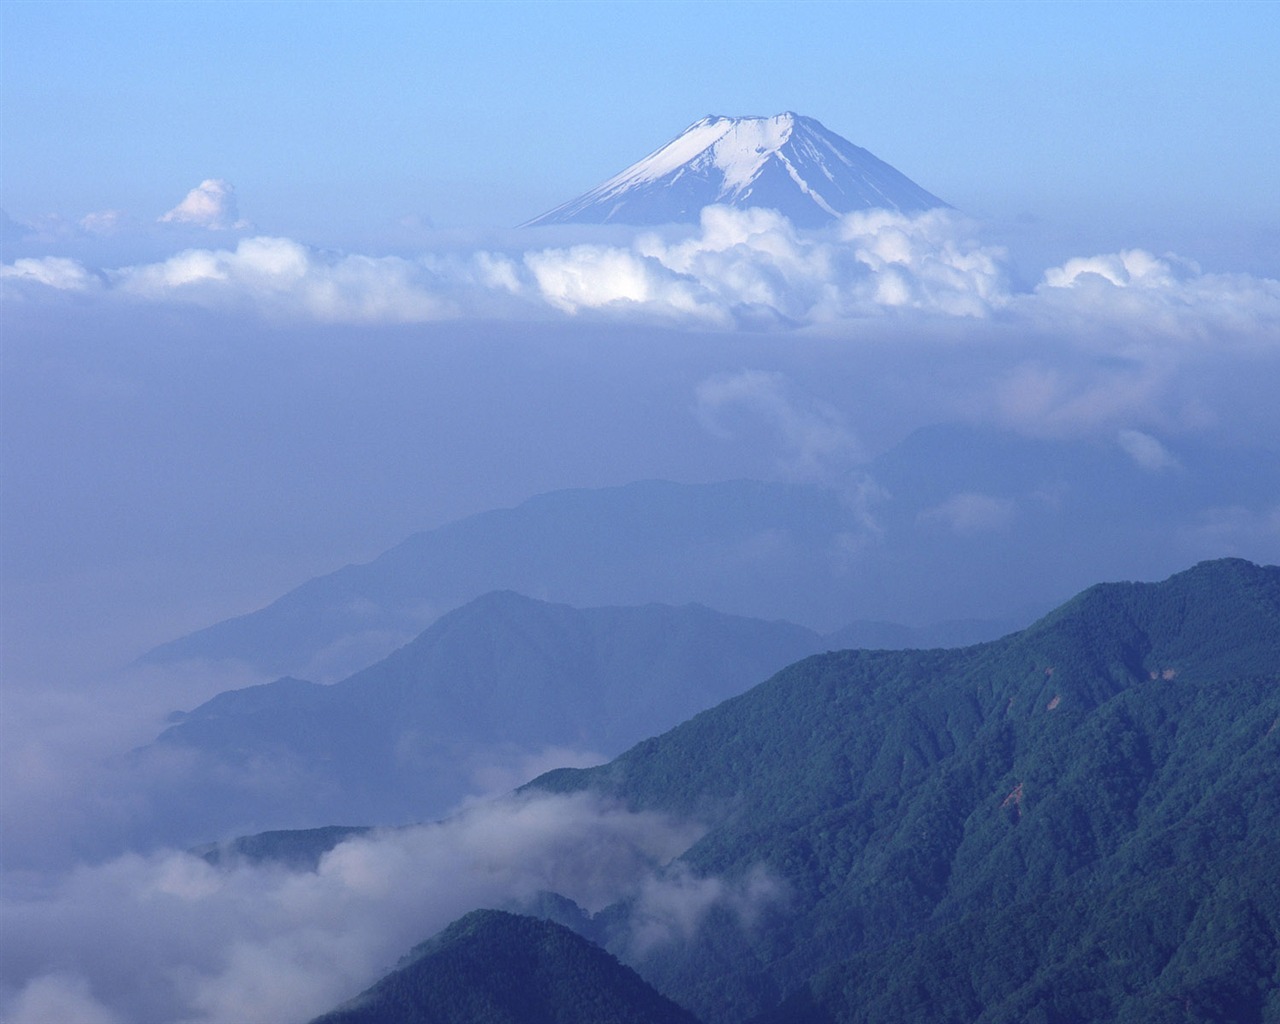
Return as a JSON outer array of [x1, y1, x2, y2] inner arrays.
[[528, 558, 1280, 1023], [311, 910, 702, 1024]]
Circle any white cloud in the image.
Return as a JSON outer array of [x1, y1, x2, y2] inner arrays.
[[116, 236, 454, 323], [1116, 429, 1179, 471], [836, 208, 1010, 316], [1042, 248, 1179, 290], [0, 791, 707, 1024], [1030, 248, 1280, 346], [0, 256, 101, 291], [0, 208, 1010, 326], [159, 179, 249, 231], [2, 213, 1277, 349], [525, 243, 725, 323]]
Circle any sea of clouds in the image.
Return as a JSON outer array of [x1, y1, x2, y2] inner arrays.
[[6, 206, 1277, 341]]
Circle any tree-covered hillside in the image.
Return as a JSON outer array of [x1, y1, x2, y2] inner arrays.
[[310, 909, 702, 1024], [529, 558, 1280, 1023]]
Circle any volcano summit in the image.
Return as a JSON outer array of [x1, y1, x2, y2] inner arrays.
[[523, 112, 948, 228]]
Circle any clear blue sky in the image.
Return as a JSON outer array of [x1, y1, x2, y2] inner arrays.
[[3, 0, 1278, 257]]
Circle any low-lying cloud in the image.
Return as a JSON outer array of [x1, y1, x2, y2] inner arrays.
[[627, 862, 784, 956], [6, 206, 1274, 339], [0, 791, 722, 1024]]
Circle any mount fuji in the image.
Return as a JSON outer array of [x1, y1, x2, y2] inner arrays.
[[523, 112, 948, 228]]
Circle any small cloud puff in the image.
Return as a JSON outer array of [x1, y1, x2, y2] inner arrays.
[[159, 179, 250, 231], [1117, 429, 1179, 471]]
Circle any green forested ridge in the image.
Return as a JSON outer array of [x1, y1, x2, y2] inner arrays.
[[309, 909, 702, 1024], [527, 558, 1280, 1023]]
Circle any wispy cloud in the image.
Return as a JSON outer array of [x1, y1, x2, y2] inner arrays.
[[77, 210, 124, 236], [695, 369, 864, 480], [1116, 429, 1180, 471], [626, 862, 783, 956]]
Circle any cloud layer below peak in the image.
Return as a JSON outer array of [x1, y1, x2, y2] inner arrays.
[[6, 206, 1276, 340]]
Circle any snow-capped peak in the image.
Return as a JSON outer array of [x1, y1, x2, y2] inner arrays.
[[523, 112, 947, 228]]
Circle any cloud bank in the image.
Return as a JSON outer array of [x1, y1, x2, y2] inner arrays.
[[0, 791, 763, 1024], [6, 206, 1275, 339]]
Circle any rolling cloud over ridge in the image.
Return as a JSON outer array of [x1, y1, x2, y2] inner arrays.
[[0, 791, 769, 1024]]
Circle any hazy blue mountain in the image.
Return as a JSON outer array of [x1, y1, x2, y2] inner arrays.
[[522, 112, 947, 228], [142, 479, 856, 681], [310, 910, 702, 1024], [143, 425, 1278, 684], [133, 592, 826, 843], [524, 558, 1280, 1023]]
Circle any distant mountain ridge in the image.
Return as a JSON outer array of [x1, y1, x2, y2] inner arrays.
[[523, 112, 948, 228], [142, 426, 1280, 684], [133, 592, 829, 843]]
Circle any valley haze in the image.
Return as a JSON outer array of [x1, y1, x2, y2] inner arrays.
[[2, 4, 1279, 1020]]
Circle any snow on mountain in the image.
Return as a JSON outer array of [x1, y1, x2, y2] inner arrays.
[[523, 112, 948, 228]]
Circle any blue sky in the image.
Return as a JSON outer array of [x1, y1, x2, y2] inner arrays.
[[3, 0, 1278, 265]]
